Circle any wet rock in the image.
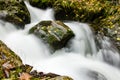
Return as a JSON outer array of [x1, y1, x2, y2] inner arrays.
[[29, 20, 74, 50], [29, 0, 54, 9], [30, 70, 73, 80], [94, 34, 120, 67], [30, 70, 59, 79], [0, 0, 30, 28], [42, 76, 73, 80]]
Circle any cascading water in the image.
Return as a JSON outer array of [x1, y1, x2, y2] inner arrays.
[[0, 2, 120, 80]]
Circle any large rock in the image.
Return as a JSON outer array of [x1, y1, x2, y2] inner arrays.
[[0, 0, 30, 28], [29, 21, 74, 50]]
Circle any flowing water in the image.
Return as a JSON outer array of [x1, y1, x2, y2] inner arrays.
[[0, 2, 120, 80]]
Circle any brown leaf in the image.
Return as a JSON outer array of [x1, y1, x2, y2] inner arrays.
[[19, 72, 31, 80]]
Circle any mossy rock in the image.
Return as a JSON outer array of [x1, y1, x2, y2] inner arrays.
[[30, 70, 73, 80], [29, 20, 74, 50], [29, 0, 55, 9], [0, 0, 30, 28]]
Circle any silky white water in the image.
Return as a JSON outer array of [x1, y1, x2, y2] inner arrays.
[[0, 2, 120, 80]]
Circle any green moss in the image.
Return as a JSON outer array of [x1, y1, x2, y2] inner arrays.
[[29, 0, 55, 9], [29, 21, 74, 50], [29, 27, 37, 34], [0, 0, 30, 28]]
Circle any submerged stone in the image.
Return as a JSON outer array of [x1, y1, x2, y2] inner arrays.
[[0, 0, 31, 28], [29, 20, 74, 50], [87, 70, 107, 80]]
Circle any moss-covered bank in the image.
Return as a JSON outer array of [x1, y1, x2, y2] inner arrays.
[[0, 40, 23, 79]]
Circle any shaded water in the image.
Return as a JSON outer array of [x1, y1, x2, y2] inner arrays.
[[0, 2, 120, 80]]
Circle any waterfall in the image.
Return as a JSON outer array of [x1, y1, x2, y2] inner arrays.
[[0, 2, 120, 80]]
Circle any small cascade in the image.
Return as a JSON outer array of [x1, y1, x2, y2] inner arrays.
[[0, 2, 120, 80], [64, 22, 97, 55], [0, 20, 17, 39], [96, 36, 120, 68]]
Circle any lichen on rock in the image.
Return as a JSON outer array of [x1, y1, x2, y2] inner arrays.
[[29, 20, 74, 50]]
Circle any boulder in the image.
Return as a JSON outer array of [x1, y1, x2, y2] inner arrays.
[[29, 21, 74, 50], [0, 0, 30, 28]]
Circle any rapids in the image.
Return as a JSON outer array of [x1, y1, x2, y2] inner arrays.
[[0, 2, 120, 80]]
